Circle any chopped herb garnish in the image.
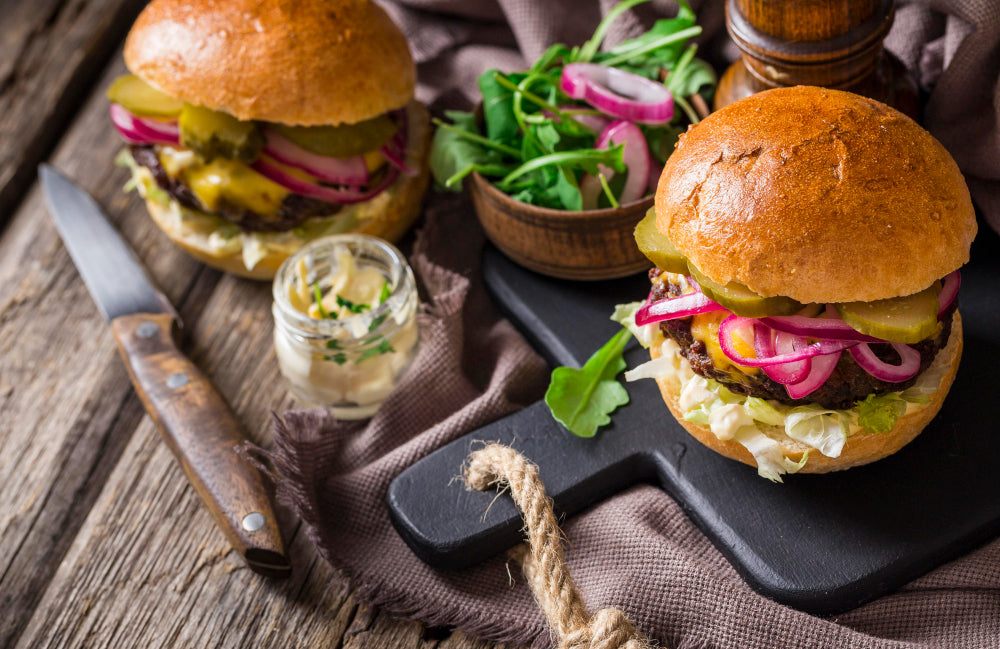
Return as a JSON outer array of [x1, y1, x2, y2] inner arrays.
[[379, 280, 392, 303], [323, 352, 348, 365], [325, 339, 343, 350], [313, 282, 333, 319], [368, 313, 389, 332], [357, 338, 394, 363], [336, 295, 370, 314]]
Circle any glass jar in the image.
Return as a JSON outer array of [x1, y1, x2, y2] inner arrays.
[[272, 234, 419, 419]]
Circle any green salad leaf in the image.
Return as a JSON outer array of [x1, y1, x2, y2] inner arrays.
[[545, 328, 632, 437], [429, 0, 715, 210], [856, 393, 908, 435]]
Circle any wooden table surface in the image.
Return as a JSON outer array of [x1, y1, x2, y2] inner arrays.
[[0, 2, 509, 647]]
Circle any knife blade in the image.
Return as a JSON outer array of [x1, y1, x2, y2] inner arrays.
[[39, 164, 290, 578]]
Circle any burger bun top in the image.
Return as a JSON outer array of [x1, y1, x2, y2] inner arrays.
[[654, 86, 977, 304], [124, 0, 415, 126]]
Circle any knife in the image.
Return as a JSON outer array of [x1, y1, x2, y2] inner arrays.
[[39, 164, 290, 579]]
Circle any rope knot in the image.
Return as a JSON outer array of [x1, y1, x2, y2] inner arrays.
[[464, 444, 652, 649]]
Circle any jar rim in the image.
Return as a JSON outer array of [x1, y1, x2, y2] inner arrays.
[[272, 234, 416, 338]]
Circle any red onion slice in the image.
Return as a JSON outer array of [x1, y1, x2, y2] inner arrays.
[[379, 141, 416, 177], [760, 313, 882, 342], [597, 120, 650, 204], [580, 120, 651, 208], [719, 315, 858, 367], [251, 155, 399, 205], [262, 130, 369, 186], [634, 291, 725, 326], [786, 351, 841, 399], [755, 326, 811, 384], [561, 63, 674, 125], [938, 270, 961, 317], [848, 343, 921, 383], [110, 104, 179, 146]]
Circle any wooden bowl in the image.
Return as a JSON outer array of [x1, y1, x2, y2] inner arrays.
[[469, 172, 653, 281]]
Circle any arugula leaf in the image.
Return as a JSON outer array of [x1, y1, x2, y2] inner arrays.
[[478, 69, 522, 145], [498, 145, 625, 188], [856, 393, 908, 435], [545, 328, 632, 437], [577, 0, 654, 62], [429, 114, 516, 190], [545, 165, 583, 211]]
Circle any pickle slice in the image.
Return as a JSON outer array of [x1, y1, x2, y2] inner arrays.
[[687, 263, 804, 317], [272, 114, 397, 159], [835, 284, 940, 344], [179, 103, 263, 163], [633, 208, 688, 274], [106, 74, 183, 118]]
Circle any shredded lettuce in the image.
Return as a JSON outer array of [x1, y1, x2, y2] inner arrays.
[[734, 427, 809, 482], [624, 354, 675, 382], [855, 393, 908, 435], [611, 301, 652, 348], [784, 405, 850, 458], [683, 405, 711, 425], [744, 397, 785, 426]]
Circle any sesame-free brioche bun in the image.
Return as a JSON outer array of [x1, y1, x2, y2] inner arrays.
[[655, 86, 977, 305], [124, 0, 415, 126], [651, 312, 963, 473], [143, 102, 431, 280]]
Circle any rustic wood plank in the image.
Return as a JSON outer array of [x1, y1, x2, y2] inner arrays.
[[0, 18, 511, 649], [0, 54, 214, 648], [0, 0, 146, 227]]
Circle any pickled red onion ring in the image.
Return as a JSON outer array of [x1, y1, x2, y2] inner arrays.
[[560, 63, 674, 125], [848, 342, 921, 382], [786, 350, 841, 399], [262, 130, 369, 186], [760, 314, 881, 342], [110, 104, 179, 146], [755, 325, 811, 384], [718, 315, 858, 367], [634, 290, 724, 326], [251, 155, 399, 205], [938, 271, 961, 317]]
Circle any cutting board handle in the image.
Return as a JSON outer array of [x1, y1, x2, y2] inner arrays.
[[386, 390, 676, 569]]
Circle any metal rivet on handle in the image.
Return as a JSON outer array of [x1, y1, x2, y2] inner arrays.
[[137, 322, 159, 338], [242, 512, 265, 532], [166, 373, 189, 389]]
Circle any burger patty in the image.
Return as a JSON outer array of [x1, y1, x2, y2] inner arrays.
[[130, 145, 341, 232], [649, 269, 954, 410]]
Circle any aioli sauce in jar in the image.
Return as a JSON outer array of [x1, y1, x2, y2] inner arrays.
[[272, 235, 418, 419]]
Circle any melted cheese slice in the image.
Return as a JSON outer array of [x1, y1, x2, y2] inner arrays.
[[158, 147, 289, 216], [690, 311, 759, 375]]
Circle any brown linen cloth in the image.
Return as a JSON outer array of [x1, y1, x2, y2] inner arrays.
[[269, 2, 1000, 648]]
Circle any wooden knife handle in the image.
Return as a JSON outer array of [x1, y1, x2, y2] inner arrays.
[[111, 312, 290, 578]]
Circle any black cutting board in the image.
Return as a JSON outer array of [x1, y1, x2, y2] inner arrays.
[[387, 222, 1000, 615]]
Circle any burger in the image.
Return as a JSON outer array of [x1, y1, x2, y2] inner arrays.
[[625, 86, 977, 481], [108, 0, 431, 279]]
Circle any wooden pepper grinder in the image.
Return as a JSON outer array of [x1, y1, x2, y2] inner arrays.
[[714, 0, 919, 118]]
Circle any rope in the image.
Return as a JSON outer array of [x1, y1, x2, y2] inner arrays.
[[465, 444, 652, 649]]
